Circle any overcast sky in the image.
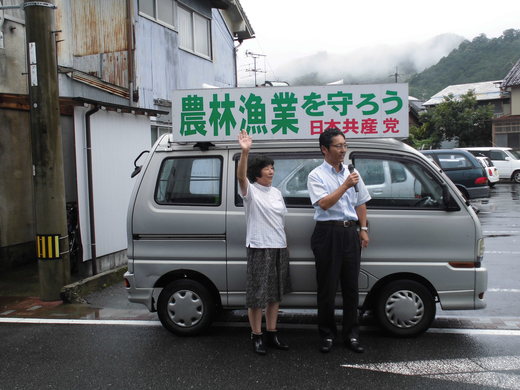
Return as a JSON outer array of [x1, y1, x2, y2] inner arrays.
[[237, 0, 520, 86]]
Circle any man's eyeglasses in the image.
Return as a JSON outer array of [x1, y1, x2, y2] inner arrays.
[[330, 143, 348, 150]]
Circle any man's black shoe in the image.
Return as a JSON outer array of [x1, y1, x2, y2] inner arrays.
[[345, 338, 364, 353], [265, 330, 289, 350], [320, 338, 333, 353]]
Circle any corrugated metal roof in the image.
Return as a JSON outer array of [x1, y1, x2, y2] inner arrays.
[[59, 66, 130, 99], [0, 93, 167, 116], [502, 58, 520, 88], [424, 80, 503, 106]]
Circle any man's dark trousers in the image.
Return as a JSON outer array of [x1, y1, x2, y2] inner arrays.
[[311, 222, 361, 341]]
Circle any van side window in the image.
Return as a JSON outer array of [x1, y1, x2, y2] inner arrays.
[[435, 153, 473, 169], [352, 155, 444, 209], [360, 160, 385, 185], [490, 150, 506, 160], [155, 157, 222, 205], [234, 153, 322, 207]]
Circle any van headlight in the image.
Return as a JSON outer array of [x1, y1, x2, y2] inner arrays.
[[477, 238, 485, 261]]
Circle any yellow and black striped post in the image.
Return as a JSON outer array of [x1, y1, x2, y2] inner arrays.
[[36, 234, 61, 260]]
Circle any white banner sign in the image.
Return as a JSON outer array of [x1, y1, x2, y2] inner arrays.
[[172, 83, 408, 141]]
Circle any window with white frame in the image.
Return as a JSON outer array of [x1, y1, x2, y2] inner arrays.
[[139, 0, 176, 28], [177, 3, 212, 59]]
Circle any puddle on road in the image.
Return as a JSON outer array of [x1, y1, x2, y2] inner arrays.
[[0, 296, 156, 321]]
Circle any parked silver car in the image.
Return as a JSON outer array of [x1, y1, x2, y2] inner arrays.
[[125, 135, 487, 337]]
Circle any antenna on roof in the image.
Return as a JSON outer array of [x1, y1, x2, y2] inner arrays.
[[245, 50, 267, 87], [389, 66, 402, 83]]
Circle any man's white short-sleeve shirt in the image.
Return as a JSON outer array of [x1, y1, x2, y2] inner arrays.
[[307, 161, 371, 221]]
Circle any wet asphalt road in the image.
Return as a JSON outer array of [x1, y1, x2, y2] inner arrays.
[[446, 182, 520, 318], [2, 322, 520, 390], [2, 183, 520, 389]]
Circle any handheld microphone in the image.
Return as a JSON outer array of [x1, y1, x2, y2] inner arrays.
[[347, 164, 359, 192]]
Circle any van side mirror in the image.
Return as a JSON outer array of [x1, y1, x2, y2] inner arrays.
[[505, 156, 511, 161], [442, 184, 460, 211], [131, 166, 142, 178], [131, 150, 150, 178]]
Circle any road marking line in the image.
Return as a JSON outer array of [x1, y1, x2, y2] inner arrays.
[[1, 318, 520, 334], [485, 251, 520, 255], [488, 288, 520, 293], [0, 318, 162, 326], [484, 231, 520, 234], [342, 355, 520, 390], [428, 328, 520, 336]]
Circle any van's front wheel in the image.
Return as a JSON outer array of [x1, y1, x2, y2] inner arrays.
[[157, 279, 215, 336], [375, 280, 436, 337]]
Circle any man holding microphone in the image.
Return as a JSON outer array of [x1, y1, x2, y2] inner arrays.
[[307, 128, 371, 354]]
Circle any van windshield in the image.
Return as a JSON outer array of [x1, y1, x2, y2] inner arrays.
[[507, 150, 520, 160]]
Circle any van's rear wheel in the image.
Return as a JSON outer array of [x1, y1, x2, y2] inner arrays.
[[376, 280, 436, 337], [157, 279, 215, 336]]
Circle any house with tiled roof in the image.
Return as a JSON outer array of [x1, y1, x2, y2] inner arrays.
[[423, 80, 507, 117], [495, 59, 520, 148]]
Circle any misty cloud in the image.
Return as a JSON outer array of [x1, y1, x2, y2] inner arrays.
[[274, 34, 465, 85]]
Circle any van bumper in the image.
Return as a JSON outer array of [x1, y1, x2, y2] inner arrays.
[[124, 272, 155, 312], [438, 267, 488, 310]]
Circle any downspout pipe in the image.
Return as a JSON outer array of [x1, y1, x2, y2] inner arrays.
[[233, 39, 243, 87], [85, 105, 99, 275]]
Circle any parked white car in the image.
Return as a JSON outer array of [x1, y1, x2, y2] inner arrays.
[[476, 156, 500, 187], [460, 147, 520, 183]]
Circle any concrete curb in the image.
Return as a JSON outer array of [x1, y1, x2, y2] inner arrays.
[[60, 266, 127, 304]]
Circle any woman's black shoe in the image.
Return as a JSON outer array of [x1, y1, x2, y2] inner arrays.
[[265, 330, 289, 350], [251, 333, 267, 355]]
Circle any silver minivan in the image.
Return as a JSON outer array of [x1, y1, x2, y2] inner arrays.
[[125, 135, 487, 337]]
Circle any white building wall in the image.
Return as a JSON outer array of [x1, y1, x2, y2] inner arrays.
[[74, 107, 151, 260], [511, 88, 520, 115]]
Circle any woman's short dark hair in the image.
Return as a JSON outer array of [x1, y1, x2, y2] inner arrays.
[[319, 128, 345, 151], [247, 155, 274, 183]]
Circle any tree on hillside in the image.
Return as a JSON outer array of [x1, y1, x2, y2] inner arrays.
[[407, 91, 494, 149]]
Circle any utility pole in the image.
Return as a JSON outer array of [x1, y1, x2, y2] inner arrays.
[[24, 0, 70, 300]]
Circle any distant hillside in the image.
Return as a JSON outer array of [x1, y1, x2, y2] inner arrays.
[[408, 29, 520, 100]]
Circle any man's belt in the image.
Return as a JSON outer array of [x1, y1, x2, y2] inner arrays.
[[316, 220, 358, 227]]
